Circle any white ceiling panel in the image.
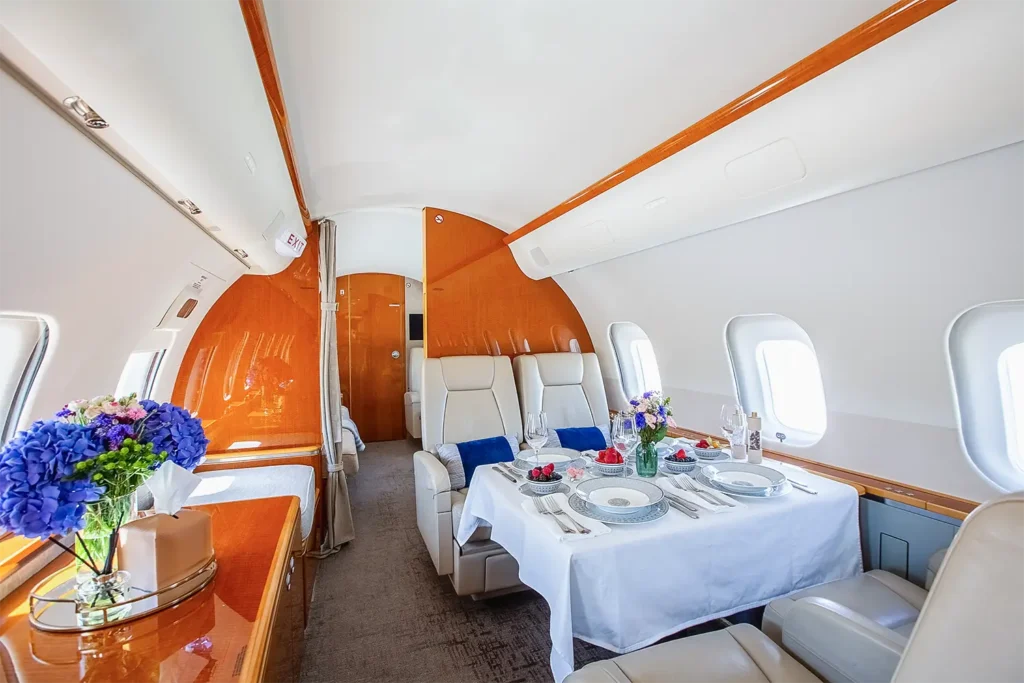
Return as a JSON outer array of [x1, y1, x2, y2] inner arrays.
[[264, 0, 894, 229]]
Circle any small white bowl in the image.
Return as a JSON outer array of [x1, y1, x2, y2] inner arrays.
[[526, 475, 564, 495], [663, 458, 697, 474], [693, 447, 724, 460], [593, 461, 626, 476]]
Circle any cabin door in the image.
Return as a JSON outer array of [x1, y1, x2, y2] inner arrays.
[[337, 273, 407, 442]]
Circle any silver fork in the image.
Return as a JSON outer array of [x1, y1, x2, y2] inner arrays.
[[545, 496, 590, 534], [532, 496, 575, 534], [678, 477, 736, 507]]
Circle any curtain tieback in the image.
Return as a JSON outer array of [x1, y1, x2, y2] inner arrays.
[[321, 302, 339, 312], [325, 462, 346, 474]]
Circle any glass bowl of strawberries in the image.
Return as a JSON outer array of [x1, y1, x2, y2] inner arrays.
[[526, 463, 564, 494], [592, 447, 626, 476], [664, 449, 698, 473]]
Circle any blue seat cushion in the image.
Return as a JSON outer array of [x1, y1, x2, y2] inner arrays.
[[436, 434, 517, 488], [553, 426, 608, 451]]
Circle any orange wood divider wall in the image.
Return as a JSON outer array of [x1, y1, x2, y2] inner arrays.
[[424, 208, 593, 358], [172, 228, 320, 453]]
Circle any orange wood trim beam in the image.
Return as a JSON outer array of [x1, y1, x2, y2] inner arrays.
[[204, 444, 322, 461], [667, 425, 978, 520], [239, 0, 312, 229], [504, 0, 957, 245]]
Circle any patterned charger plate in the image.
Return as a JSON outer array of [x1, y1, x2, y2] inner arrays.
[[567, 493, 669, 525], [695, 467, 791, 499]]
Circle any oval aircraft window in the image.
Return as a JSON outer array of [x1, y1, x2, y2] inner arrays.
[[948, 300, 1024, 490], [609, 322, 662, 403], [0, 313, 49, 443], [726, 314, 827, 447]]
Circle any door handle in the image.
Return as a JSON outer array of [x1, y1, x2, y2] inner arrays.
[[392, 350, 400, 359]]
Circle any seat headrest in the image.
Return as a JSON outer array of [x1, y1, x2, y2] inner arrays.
[[438, 355, 498, 391], [535, 353, 585, 386]]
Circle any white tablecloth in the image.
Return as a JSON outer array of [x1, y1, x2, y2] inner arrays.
[[456, 464, 862, 683]]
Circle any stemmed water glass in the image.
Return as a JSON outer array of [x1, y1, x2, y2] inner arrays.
[[720, 403, 747, 459], [525, 411, 549, 465], [611, 413, 638, 462]]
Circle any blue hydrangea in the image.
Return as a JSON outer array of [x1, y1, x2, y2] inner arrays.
[[0, 421, 106, 538], [138, 401, 209, 470]]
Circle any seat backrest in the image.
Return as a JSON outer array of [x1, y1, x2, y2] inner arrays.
[[408, 346, 424, 393], [893, 492, 1024, 683], [421, 355, 523, 452], [513, 353, 609, 431]]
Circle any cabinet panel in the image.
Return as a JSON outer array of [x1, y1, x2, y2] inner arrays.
[[860, 497, 960, 588]]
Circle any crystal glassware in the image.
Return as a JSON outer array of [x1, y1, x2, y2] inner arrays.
[[525, 411, 549, 465]]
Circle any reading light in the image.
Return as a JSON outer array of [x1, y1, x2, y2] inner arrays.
[[177, 198, 202, 215], [233, 248, 249, 259], [62, 96, 108, 129]]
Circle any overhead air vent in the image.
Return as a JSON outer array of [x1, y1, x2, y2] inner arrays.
[[62, 96, 108, 129], [177, 198, 202, 215], [530, 247, 550, 267], [176, 298, 199, 319]]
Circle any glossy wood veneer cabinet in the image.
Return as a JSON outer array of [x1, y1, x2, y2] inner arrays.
[[0, 497, 303, 683]]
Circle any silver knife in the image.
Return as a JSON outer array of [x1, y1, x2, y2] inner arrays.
[[499, 462, 523, 480], [667, 499, 699, 519], [661, 491, 700, 513], [789, 479, 818, 495], [491, 466, 517, 484]]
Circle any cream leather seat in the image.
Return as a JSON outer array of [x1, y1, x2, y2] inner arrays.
[[566, 493, 1024, 683], [513, 352, 609, 436], [412, 355, 524, 596], [404, 346, 424, 439]]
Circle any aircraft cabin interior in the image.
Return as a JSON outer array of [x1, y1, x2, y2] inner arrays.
[[0, 1, 1022, 682]]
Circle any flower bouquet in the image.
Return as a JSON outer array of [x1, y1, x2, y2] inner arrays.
[[0, 393, 208, 625], [622, 391, 675, 477]]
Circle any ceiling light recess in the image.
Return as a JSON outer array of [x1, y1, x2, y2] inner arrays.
[[644, 197, 668, 210]]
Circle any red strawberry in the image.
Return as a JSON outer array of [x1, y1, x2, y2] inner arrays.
[[696, 439, 710, 449], [543, 463, 555, 474]]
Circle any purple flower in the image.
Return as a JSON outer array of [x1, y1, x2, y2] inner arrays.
[[103, 423, 135, 451], [0, 421, 106, 538], [634, 413, 645, 430], [642, 391, 653, 399], [138, 401, 208, 470], [629, 399, 640, 407]]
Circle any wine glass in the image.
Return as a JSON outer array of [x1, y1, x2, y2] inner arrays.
[[612, 413, 638, 462], [525, 411, 549, 465], [720, 403, 747, 458]]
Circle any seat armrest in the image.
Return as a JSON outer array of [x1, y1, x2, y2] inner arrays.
[[414, 451, 451, 499], [783, 597, 907, 683], [413, 451, 454, 576]]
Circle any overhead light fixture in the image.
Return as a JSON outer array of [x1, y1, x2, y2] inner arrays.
[[177, 198, 202, 215], [62, 96, 108, 129], [233, 248, 249, 259], [644, 197, 668, 210]]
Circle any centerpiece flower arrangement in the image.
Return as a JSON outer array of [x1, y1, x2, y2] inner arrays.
[[0, 393, 207, 622], [622, 391, 675, 477]]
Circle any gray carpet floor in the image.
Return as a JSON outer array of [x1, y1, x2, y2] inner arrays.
[[299, 440, 723, 683]]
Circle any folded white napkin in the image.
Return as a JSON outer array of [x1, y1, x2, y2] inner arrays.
[[656, 474, 745, 513], [520, 492, 611, 541]]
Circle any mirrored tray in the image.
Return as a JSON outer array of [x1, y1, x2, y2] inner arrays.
[[29, 555, 217, 633]]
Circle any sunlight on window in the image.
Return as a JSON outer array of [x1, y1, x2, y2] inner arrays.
[[758, 340, 827, 436], [631, 339, 662, 394], [0, 314, 48, 441], [115, 350, 166, 400], [998, 343, 1024, 472]]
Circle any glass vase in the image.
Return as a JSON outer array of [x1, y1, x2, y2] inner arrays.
[[75, 569, 133, 626], [75, 491, 138, 576], [635, 441, 659, 478]]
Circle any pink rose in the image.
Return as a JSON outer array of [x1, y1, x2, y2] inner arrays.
[[126, 407, 148, 420], [644, 413, 656, 427]]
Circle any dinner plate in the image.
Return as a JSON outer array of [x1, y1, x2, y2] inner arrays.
[[574, 477, 664, 515], [567, 493, 669, 525], [695, 467, 791, 499], [513, 448, 584, 472], [703, 462, 786, 494]]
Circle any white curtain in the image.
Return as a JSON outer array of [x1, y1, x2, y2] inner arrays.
[[316, 219, 355, 555]]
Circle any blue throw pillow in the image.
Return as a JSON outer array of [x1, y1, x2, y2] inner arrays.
[[437, 435, 517, 488], [554, 426, 607, 451]]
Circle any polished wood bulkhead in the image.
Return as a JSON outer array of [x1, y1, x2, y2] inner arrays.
[[423, 208, 594, 358], [504, 0, 958, 244], [172, 227, 320, 453], [0, 497, 304, 683], [336, 273, 408, 442]]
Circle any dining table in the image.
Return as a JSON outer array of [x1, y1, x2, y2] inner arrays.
[[455, 446, 862, 683]]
